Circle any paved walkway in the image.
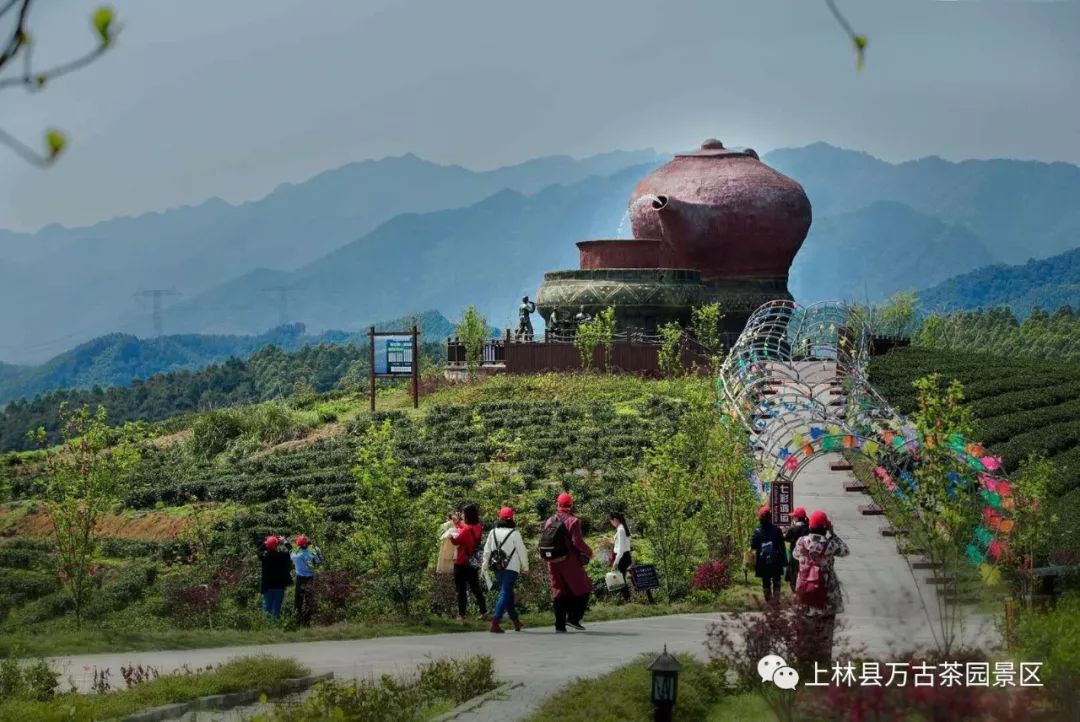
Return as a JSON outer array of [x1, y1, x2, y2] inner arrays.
[[52, 614, 723, 719], [766, 362, 998, 655]]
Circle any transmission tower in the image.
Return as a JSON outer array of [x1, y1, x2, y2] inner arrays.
[[263, 286, 291, 326], [134, 289, 180, 337]]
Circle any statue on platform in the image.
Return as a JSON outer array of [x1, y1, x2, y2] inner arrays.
[[516, 296, 536, 341], [547, 308, 562, 341], [574, 305, 592, 328]]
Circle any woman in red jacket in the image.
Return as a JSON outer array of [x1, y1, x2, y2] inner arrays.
[[450, 503, 487, 621]]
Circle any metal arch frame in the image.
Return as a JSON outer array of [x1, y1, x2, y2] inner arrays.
[[719, 299, 1016, 569]]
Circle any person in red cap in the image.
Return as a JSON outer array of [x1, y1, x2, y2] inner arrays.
[[481, 506, 530, 633], [750, 505, 787, 601], [792, 509, 850, 664], [258, 535, 293, 619], [290, 534, 323, 626], [784, 507, 810, 593], [449, 503, 487, 621], [539, 493, 593, 631]]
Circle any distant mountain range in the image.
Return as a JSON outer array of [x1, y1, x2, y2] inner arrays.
[[2, 142, 1078, 364], [0, 310, 456, 405], [0, 149, 663, 362], [788, 200, 995, 304], [916, 247, 1080, 317]]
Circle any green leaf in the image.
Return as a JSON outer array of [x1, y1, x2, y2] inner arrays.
[[92, 6, 116, 47], [854, 35, 868, 70], [45, 129, 67, 159]]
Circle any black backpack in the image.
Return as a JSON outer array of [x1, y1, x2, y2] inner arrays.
[[488, 530, 517, 572], [539, 515, 570, 562]]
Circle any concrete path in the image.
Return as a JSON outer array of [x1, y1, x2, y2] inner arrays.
[[51, 614, 724, 719]]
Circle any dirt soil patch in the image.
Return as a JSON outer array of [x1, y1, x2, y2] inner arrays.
[[3, 507, 195, 541]]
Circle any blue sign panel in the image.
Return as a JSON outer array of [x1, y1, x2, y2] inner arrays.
[[373, 335, 413, 376]]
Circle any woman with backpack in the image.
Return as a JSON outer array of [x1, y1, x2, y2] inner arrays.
[[751, 505, 787, 601], [784, 507, 810, 592], [449, 503, 487, 621], [539, 493, 593, 632], [482, 506, 529, 633], [609, 512, 633, 602], [792, 509, 850, 664]]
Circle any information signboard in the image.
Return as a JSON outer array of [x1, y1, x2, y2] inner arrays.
[[368, 326, 420, 411], [630, 563, 661, 591], [373, 335, 414, 376]]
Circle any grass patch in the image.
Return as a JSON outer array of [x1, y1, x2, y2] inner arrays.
[[525, 653, 734, 722], [257, 655, 496, 722], [0, 655, 307, 722], [705, 693, 774, 721], [424, 372, 710, 408]]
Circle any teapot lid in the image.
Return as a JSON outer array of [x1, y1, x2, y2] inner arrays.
[[675, 138, 758, 160]]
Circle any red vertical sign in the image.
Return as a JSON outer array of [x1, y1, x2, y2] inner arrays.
[[771, 481, 793, 526]]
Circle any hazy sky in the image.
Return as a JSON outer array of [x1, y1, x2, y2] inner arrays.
[[1, 0, 1077, 231]]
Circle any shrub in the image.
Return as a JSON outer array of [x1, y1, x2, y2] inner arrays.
[[13, 591, 74, 626], [261, 656, 496, 722], [311, 571, 356, 625], [247, 403, 308, 446], [84, 564, 157, 620], [0, 654, 58, 702], [692, 559, 731, 594], [188, 410, 246, 459], [1015, 594, 1080, 716], [10, 570, 61, 605]]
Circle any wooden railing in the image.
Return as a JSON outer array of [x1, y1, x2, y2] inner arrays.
[[446, 330, 728, 375]]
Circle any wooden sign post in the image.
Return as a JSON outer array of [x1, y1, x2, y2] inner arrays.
[[369, 325, 420, 412]]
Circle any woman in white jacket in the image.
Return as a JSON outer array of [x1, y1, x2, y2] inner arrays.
[[610, 512, 632, 602], [482, 506, 530, 633]]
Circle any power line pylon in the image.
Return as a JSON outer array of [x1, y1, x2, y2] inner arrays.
[[263, 286, 291, 326], [134, 289, 181, 337]]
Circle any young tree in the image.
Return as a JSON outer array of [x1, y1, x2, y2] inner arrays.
[[42, 404, 140, 626], [691, 302, 724, 352], [574, 306, 616, 371], [286, 491, 332, 549], [352, 420, 434, 616], [907, 374, 980, 654], [657, 322, 683, 378], [879, 291, 919, 337], [0, 2, 119, 165], [626, 428, 704, 600], [456, 306, 489, 375], [1004, 454, 1057, 604], [697, 412, 760, 561]]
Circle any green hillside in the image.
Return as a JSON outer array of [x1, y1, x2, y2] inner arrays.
[[0, 373, 758, 654], [917, 247, 1080, 316], [868, 346, 1080, 554], [0, 310, 456, 407]]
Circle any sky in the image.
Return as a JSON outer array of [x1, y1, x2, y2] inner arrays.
[[1, 0, 1077, 231]]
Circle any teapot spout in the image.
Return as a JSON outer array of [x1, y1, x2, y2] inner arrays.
[[650, 195, 689, 266]]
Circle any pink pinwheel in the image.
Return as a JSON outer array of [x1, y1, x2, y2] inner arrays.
[[981, 456, 1002, 472]]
